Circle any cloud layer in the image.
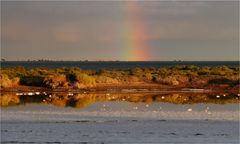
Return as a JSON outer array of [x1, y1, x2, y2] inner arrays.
[[1, 1, 239, 61]]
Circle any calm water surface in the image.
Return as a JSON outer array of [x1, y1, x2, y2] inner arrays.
[[1, 92, 239, 143], [1, 61, 239, 70]]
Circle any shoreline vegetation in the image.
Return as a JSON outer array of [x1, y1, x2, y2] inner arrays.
[[0, 65, 239, 94]]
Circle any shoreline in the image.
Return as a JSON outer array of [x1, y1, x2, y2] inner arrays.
[[1, 88, 239, 107], [1, 84, 239, 95]]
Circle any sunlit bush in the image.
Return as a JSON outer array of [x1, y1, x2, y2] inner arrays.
[[1, 65, 239, 88], [75, 73, 96, 87], [155, 76, 179, 86], [43, 74, 68, 89], [95, 75, 119, 84], [0, 74, 19, 88]]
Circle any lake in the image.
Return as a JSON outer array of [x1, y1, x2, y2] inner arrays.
[[1, 61, 239, 70], [1, 92, 239, 143]]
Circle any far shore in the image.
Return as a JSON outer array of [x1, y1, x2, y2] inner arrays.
[[1, 65, 239, 94]]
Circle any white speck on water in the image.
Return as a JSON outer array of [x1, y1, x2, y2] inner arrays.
[[28, 92, 34, 96], [187, 108, 192, 112], [216, 95, 220, 98], [16, 93, 23, 96], [35, 92, 40, 95], [133, 107, 138, 110]]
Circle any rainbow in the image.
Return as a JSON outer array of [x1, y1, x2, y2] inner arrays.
[[121, 1, 150, 61]]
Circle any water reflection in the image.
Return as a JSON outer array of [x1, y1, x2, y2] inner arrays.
[[1, 92, 239, 108]]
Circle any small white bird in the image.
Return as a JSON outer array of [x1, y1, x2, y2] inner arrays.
[[28, 92, 34, 96], [16, 93, 23, 96], [187, 108, 192, 112], [133, 107, 138, 110], [35, 92, 40, 95]]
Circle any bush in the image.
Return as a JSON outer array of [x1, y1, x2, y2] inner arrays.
[[75, 73, 96, 87], [198, 67, 211, 75], [120, 76, 141, 83], [43, 74, 68, 89], [99, 69, 128, 78], [127, 76, 141, 82], [20, 76, 44, 86], [209, 66, 234, 76], [11, 77, 20, 86], [130, 67, 144, 76], [95, 76, 118, 84], [0, 74, 19, 88], [0, 74, 12, 88], [155, 76, 179, 86], [208, 78, 235, 85]]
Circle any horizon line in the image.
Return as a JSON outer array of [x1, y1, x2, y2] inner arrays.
[[1, 60, 239, 62]]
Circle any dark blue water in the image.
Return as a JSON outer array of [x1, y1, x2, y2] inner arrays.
[[1, 61, 239, 70]]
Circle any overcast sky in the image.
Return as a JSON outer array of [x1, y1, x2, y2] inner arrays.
[[1, 1, 239, 61]]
